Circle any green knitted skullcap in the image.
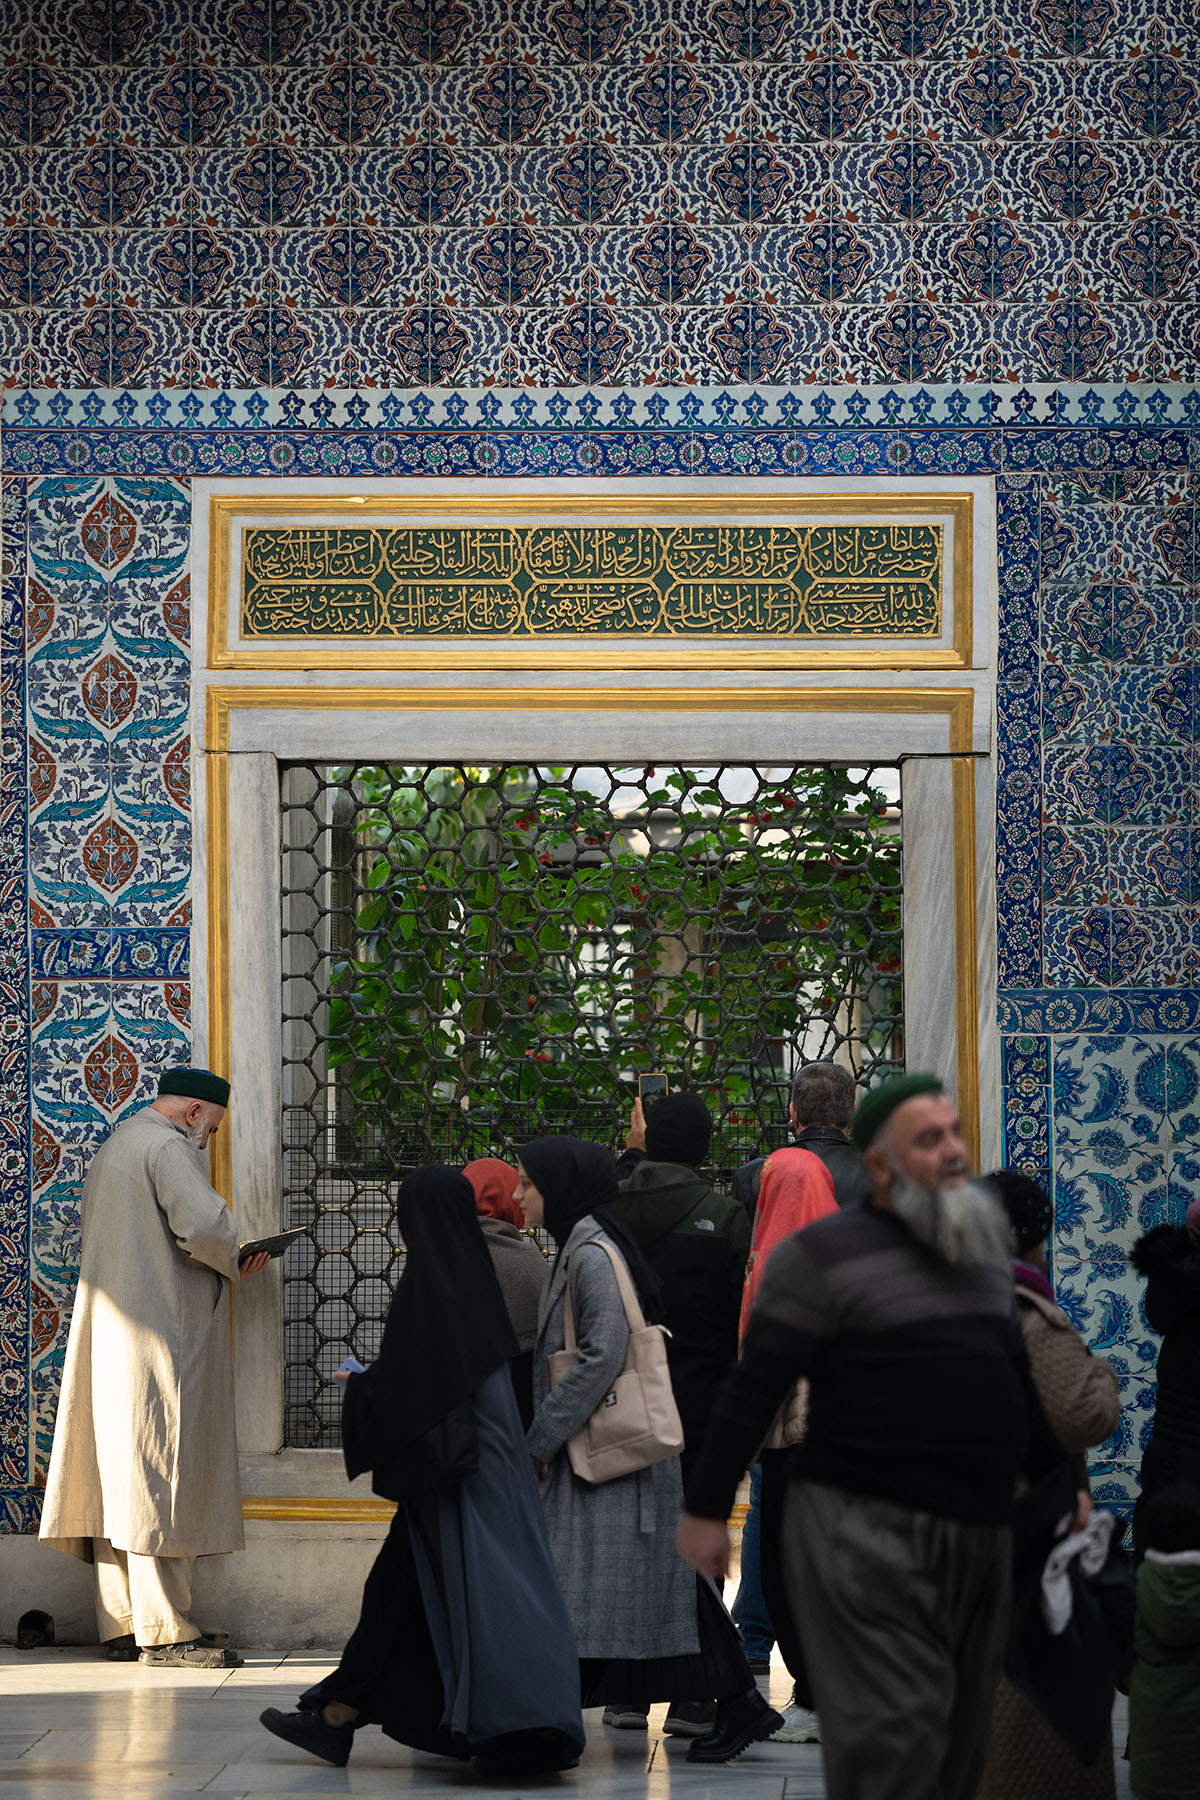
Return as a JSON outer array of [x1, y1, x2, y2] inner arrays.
[[850, 1072, 945, 1151], [158, 1067, 230, 1108]]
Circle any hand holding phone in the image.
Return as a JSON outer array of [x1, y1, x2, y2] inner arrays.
[[638, 1073, 669, 1102]]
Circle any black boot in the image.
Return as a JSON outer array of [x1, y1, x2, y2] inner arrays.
[[685, 1688, 783, 1764], [259, 1706, 355, 1767]]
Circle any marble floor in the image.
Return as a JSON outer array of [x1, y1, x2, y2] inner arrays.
[[0, 1648, 1133, 1799]]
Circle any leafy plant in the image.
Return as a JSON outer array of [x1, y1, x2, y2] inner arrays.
[[315, 762, 901, 1172]]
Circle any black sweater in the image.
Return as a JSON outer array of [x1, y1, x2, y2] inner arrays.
[[613, 1153, 749, 1448], [685, 1205, 1064, 1526]]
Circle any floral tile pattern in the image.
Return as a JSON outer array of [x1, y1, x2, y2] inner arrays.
[[0, 0, 1197, 388], [0, 479, 31, 1488], [16, 473, 192, 1491]]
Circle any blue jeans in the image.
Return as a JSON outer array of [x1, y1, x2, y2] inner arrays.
[[730, 1463, 774, 1660]]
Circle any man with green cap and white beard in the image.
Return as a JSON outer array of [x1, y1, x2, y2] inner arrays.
[[676, 1074, 1088, 1798], [40, 1068, 271, 1667]]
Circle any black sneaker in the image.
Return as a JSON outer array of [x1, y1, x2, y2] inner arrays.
[[663, 1699, 717, 1737], [602, 1702, 649, 1728], [260, 1706, 354, 1767], [686, 1688, 783, 1764]]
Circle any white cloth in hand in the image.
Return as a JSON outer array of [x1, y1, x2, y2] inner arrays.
[[1040, 1507, 1117, 1635]]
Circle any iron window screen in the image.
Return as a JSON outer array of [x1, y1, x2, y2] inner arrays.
[[281, 760, 902, 1446]]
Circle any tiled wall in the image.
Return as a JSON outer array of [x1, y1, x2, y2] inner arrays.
[[9, 476, 191, 1502], [0, 0, 1196, 388], [0, 0, 1197, 1525], [995, 458, 1199, 1511]]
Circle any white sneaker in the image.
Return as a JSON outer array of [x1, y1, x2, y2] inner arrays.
[[770, 1702, 820, 1743]]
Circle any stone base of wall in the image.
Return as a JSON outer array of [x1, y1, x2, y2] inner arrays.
[[0, 1527, 382, 1652]]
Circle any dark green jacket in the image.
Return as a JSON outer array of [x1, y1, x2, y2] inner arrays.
[[614, 1155, 750, 1453], [1129, 1552, 1200, 1800]]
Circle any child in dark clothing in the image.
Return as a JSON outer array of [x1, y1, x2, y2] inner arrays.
[[1129, 1480, 1200, 1800]]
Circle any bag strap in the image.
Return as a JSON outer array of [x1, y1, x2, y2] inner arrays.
[[560, 1238, 647, 1355]]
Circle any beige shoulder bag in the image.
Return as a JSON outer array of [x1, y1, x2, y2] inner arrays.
[[548, 1240, 684, 1483], [763, 1379, 809, 1450]]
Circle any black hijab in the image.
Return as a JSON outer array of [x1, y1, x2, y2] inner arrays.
[[345, 1165, 518, 1472], [517, 1135, 664, 1318]]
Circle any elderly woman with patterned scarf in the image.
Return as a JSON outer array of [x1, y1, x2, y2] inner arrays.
[[976, 1169, 1121, 1800], [517, 1134, 780, 1765], [463, 1156, 548, 1427]]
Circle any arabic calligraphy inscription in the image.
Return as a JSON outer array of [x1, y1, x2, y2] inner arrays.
[[241, 523, 943, 639]]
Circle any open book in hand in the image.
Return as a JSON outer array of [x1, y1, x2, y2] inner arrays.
[[238, 1227, 306, 1262]]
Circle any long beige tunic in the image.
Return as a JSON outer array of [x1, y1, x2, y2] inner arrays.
[[40, 1105, 245, 1562]]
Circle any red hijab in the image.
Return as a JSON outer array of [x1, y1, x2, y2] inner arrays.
[[740, 1147, 838, 1341], [462, 1157, 523, 1227]]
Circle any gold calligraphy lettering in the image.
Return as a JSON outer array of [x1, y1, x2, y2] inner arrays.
[[241, 523, 943, 640]]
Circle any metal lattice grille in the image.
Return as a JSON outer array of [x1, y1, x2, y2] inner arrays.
[[281, 760, 903, 1447]]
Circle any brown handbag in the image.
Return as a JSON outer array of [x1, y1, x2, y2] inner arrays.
[[548, 1240, 684, 1483]]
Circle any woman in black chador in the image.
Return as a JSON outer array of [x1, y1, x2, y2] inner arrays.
[[259, 1166, 585, 1775]]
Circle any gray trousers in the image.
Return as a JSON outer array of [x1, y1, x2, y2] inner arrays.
[[780, 1481, 1011, 1800]]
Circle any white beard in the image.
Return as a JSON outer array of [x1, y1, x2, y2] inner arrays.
[[185, 1119, 209, 1150], [889, 1172, 1012, 1267]]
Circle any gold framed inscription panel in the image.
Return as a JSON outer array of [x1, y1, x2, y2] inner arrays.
[[208, 493, 973, 672]]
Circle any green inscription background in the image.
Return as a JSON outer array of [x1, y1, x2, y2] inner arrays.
[[241, 522, 942, 639]]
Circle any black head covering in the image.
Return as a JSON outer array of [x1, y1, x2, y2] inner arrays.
[[644, 1091, 712, 1166], [517, 1134, 664, 1317], [986, 1167, 1054, 1258], [346, 1166, 517, 1469], [158, 1066, 230, 1107]]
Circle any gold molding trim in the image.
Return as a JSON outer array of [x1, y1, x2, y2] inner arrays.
[[205, 746, 233, 1204], [242, 1496, 750, 1526], [952, 757, 981, 1169], [208, 492, 973, 673], [243, 1496, 397, 1523]]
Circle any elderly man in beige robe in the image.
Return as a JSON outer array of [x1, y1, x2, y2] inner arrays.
[[40, 1067, 270, 1668]]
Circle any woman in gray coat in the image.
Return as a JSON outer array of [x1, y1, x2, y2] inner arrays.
[[517, 1135, 780, 1765]]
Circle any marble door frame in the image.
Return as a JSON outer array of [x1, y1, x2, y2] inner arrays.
[[187, 476, 999, 1506], [193, 687, 995, 1486]]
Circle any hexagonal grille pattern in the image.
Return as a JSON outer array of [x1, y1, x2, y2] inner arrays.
[[281, 760, 903, 1446]]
